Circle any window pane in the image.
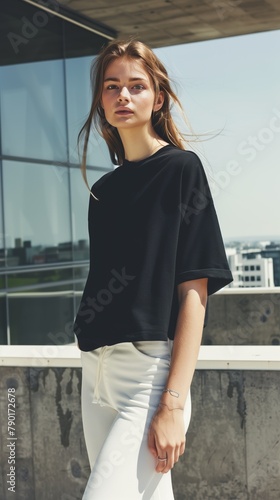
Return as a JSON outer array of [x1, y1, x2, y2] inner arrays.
[[73, 265, 89, 316], [8, 286, 74, 345], [70, 167, 112, 261], [73, 264, 88, 290], [3, 161, 71, 266], [7, 267, 73, 290], [1, 0, 63, 66], [1, 0, 109, 66], [0, 169, 4, 267], [65, 56, 112, 168], [0, 60, 67, 161], [0, 293, 7, 344]]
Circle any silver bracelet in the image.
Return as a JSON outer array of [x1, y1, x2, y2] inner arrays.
[[162, 388, 180, 398]]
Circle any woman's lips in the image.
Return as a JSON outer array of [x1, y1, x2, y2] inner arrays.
[[115, 109, 133, 115]]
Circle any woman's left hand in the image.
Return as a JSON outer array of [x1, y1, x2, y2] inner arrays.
[[147, 403, 186, 473]]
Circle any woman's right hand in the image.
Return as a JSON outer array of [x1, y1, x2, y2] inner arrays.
[[147, 403, 186, 473]]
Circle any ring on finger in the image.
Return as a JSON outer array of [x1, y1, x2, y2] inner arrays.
[[157, 456, 167, 462]]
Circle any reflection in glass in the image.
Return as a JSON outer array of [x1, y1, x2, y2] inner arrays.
[[73, 265, 89, 290], [0, 169, 4, 267], [65, 56, 112, 168], [7, 267, 73, 291], [70, 166, 112, 261], [3, 161, 72, 266], [0, 60, 67, 161], [0, 0, 114, 345], [8, 287, 75, 345], [0, 294, 7, 344], [73, 265, 89, 316], [1, 0, 107, 67]]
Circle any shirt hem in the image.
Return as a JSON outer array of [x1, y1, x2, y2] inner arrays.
[[176, 268, 233, 295], [76, 330, 169, 352]]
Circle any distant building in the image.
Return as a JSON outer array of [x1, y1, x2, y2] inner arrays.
[[261, 243, 280, 286], [228, 249, 274, 288]]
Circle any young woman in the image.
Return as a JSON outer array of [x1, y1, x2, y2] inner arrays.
[[74, 39, 233, 499]]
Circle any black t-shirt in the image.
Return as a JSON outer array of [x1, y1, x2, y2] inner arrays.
[[74, 145, 233, 351]]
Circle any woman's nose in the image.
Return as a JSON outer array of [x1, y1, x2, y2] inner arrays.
[[117, 87, 130, 101]]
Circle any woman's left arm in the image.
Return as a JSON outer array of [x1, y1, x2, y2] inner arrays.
[[148, 277, 208, 473]]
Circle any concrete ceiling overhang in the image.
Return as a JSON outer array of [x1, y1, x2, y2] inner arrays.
[[56, 0, 280, 47]]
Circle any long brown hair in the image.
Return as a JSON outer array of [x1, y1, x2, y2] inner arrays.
[[78, 39, 194, 196]]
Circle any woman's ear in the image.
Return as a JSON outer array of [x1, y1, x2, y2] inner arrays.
[[153, 91, 164, 112]]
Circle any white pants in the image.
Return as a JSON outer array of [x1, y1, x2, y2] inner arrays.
[[81, 340, 192, 500]]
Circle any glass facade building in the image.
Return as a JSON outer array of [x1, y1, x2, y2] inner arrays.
[[0, 0, 115, 345]]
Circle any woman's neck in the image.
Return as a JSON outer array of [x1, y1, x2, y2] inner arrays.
[[118, 127, 169, 163]]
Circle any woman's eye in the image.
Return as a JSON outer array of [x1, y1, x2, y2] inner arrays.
[[132, 84, 144, 90], [106, 84, 118, 90]]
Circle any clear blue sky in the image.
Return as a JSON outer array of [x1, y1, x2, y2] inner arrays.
[[154, 30, 280, 241]]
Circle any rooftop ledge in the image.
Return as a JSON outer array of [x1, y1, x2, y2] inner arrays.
[[0, 345, 280, 370]]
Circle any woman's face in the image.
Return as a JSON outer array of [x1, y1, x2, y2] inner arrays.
[[101, 57, 163, 131]]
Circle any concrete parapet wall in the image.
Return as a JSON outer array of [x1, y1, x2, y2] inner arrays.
[[0, 364, 279, 500], [174, 370, 280, 500], [204, 289, 280, 345]]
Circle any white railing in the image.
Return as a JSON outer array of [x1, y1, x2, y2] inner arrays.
[[0, 345, 280, 370]]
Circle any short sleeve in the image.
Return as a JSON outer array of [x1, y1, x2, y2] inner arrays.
[[176, 152, 233, 295]]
